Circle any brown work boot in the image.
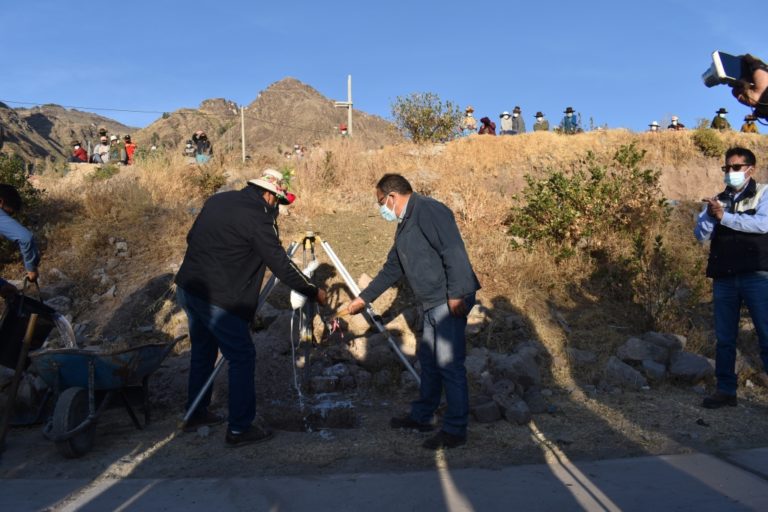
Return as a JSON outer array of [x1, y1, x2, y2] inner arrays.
[[225, 424, 274, 447], [701, 392, 737, 409]]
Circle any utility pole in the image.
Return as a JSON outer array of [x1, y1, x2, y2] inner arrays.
[[334, 75, 353, 136], [240, 105, 246, 163]]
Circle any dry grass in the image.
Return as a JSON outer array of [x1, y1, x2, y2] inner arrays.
[[6, 130, 768, 370]]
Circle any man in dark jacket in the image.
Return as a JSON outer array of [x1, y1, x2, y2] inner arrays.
[[175, 169, 326, 446], [695, 147, 768, 408], [347, 174, 480, 449]]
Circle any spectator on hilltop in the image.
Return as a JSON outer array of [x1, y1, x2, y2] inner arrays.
[[511, 106, 525, 134], [461, 106, 477, 136], [559, 107, 581, 134], [711, 108, 732, 131], [741, 115, 759, 134], [108, 135, 127, 165], [69, 141, 88, 163], [91, 135, 110, 163], [648, 121, 660, 133], [192, 131, 213, 164], [499, 111, 514, 135], [123, 135, 136, 165], [478, 116, 496, 135], [668, 115, 686, 131], [533, 112, 549, 132]]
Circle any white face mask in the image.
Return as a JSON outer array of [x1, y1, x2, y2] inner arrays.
[[724, 170, 747, 189], [513, 113, 519, 118], [74, 145, 80, 150], [672, 120, 678, 125], [719, 113, 726, 118], [566, 113, 573, 118], [536, 117, 543, 122]]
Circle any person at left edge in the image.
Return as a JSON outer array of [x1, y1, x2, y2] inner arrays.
[[0, 184, 40, 298]]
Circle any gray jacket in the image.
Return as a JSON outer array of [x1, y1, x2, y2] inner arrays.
[[359, 193, 480, 311]]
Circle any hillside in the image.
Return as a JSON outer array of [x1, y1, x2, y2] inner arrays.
[[15, 104, 136, 160], [3, 130, 768, 478], [0, 102, 61, 161], [134, 78, 401, 155]]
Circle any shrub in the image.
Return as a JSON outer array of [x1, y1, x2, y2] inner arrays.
[[692, 127, 726, 158], [87, 164, 120, 182], [391, 92, 462, 143], [0, 153, 42, 209], [187, 166, 226, 197], [505, 143, 664, 256]]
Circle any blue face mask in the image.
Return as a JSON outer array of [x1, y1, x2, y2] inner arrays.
[[724, 171, 747, 189], [379, 196, 397, 222]]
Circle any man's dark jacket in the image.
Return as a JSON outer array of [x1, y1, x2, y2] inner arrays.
[[175, 185, 316, 320], [360, 193, 480, 311]]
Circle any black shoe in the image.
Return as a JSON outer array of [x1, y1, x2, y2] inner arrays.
[[183, 411, 225, 432], [225, 424, 274, 447], [702, 392, 737, 409], [390, 415, 434, 432], [423, 431, 466, 450]]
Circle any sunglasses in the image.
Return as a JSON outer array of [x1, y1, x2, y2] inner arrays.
[[721, 164, 752, 172]]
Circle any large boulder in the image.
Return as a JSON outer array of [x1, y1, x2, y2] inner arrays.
[[642, 331, 686, 352], [490, 352, 541, 390], [617, 337, 669, 365], [669, 351, 715, 383], [603, 356, 648, 390], [493, 393, 531, 425], [566, 347, 597, 367]]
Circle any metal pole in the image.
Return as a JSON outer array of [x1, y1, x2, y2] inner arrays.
[[319, 240, 420, 384], [347, 75, 353, 137], [180, 242, 299, 429], [240, 106, 246, 163]]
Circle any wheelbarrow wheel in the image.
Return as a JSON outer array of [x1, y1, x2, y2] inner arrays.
[[52, 387, 95, 458]]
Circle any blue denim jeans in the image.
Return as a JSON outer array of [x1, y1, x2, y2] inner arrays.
[[410, 295, 475, 437], [713, 272, 768, 395], [176, 286, 255, 432]]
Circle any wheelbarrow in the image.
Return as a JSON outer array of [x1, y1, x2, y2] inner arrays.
[[29, 339, 179, 458]]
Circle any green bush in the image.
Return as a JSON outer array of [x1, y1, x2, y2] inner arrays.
[[692, 127, 726, 158], [188, 167, 226, 197], [87, 164, 120, 182], [391, 92, 462, 143], [506, 144, 665, 255]]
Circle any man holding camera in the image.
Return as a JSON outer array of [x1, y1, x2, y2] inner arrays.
[[729, 55, 768, 119], [694, 147, 768, 408]]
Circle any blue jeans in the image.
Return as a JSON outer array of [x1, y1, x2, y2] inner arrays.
[[713, 272, 768, 395], [410, 295, 475, 437], [176, 286, 255, 432]]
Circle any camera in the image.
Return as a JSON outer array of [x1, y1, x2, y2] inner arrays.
[[702, 51, 749, 88]]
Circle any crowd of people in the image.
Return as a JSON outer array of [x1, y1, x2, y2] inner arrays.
[[463, 106, 583, 136], [68, 128, 137, 165]]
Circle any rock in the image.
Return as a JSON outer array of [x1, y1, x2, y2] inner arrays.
[[582, 385, 597, 396], [323, 363, 350, 378], [617, 337, 669, 365], [311, 376, 339, 393], [103, 285, 117, 299], [523, 389, 548, 414], [469, 346, 489, 358], [372, 369, 395, 390], [540, 388, 553, 397], [641, 359, 667, 381], [466, 304, 490, 335], [114, 241, 129, 253], [400, 371, 418, 390], [669, 352, 715, 383], [16, 375, 36, 408], [516, 340, 546, 360], [504, 313, 527, 330], [137, 325, 154, 333], [691, 384, 707, 395], [45, 295, 72, 314], [472, 400, 502, 423], [350, 367, 372, 389], [493, 393, 531, 425], [349, 335, 400, 372], [603, 356, 648, 390], [642, 331, 686, 352], [490, 352, 541, 390], [566, 348, 597, 366], [32, 376, 48, 393], [0, 367, 15, 388], [465, 354, 488, 381], [197, 425, 210, 438], [384, 313, 417, 356], [340, 375, 356, 390], [491, 379, 516, 396]]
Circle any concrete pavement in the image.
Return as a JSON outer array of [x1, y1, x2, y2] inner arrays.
[[2, 448, 768, 511]]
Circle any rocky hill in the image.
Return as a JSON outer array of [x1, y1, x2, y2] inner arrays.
[[134, 78, 401, 155], [15, 104, 136, 158], [0, 102, 62, 161]]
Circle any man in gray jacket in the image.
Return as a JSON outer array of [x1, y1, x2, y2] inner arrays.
[[347, 174, 480, 449]]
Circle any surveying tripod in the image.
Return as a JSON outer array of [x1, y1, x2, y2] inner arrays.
[[180, 232, 420, 430]]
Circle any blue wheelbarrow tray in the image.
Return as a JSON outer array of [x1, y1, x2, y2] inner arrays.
[[30, 342, 174, 391]]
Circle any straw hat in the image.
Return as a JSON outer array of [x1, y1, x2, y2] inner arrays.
[[248, 169, 293, 205]]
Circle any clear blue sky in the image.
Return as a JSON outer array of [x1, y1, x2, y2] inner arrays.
[[2, 1, 765, 132]]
